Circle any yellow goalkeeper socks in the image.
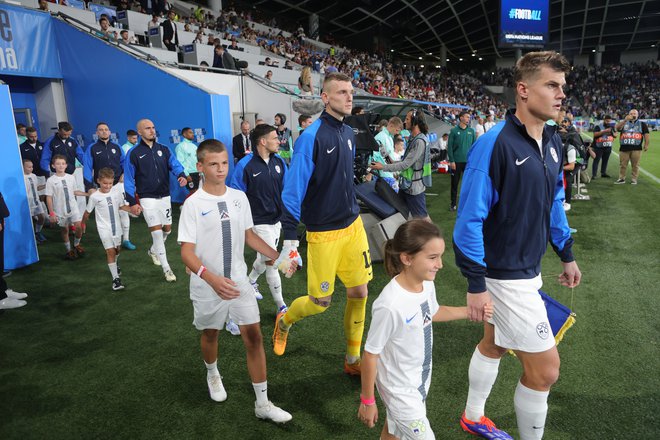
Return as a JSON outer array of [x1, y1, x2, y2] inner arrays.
[[282, 295, 327, 328], [344, 297, 367, 358]]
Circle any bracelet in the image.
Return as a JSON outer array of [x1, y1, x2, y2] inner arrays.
[[49, 212, 56, 217], [360, 395, 376, 406], [197, 265, 206, 278]]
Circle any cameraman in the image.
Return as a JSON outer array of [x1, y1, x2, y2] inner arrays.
[[614, 109, 650, 185], [592, 115, 616, 179]]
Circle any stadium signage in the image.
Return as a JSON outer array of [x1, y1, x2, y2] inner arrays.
[[499, 0, 549, 49]]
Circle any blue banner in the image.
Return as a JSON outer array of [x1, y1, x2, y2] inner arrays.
[[0, 84, 39, 269], [0, 3, 62, 78]]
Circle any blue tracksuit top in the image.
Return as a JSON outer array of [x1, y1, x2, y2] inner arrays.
[[229, 152, 296, 232], [453, 110, 574, 294], [123, 139, 185, 205], [83, 140, 125, 190], [40, 135, 84, 176], [281, 111, 359, 240]]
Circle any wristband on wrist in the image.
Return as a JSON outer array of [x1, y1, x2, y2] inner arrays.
[[49, 212, 56, 217], [197, 265, 206, 278], [360, 395, 376, 406]]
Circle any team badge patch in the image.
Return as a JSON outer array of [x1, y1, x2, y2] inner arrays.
[[423, 313, 432, 326], [409, 420, 426, 436], [275, 165, 281, 174], [220, 210, 230, 220], [111, 148, 116, 154], [550, 147, 558, 163], [157, 150, 163, 157], [536, 321, 550, 339], [320, 281, 330, 292], [233, 199, 241, 209], [67, 141, 72, 146], [348, 139, 353, 150]]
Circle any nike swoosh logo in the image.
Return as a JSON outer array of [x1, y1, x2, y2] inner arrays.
[[252, 172, 262, 177], [533, 426, 544, 430], [353, 320, 363, 325], [95, 151, 102, 154], [327, 147, 336, 154], [201, 210, 213, 216], [405, 313, 418, 324], [139, 154, 147, 159], [515, 156, 530, 165]]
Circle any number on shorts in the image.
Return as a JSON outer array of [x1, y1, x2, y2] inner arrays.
[[362, 250, 371, 269], [165, 208, 171, 220]]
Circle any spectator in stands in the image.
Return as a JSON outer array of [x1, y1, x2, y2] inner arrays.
[[615, 109, 650, 185], [161, 10, 178, 51], [298, 66, 314, 96], [351, 106, 365, 115], [148, 14, 160, 30], [212, 44, 236, 71], [298, 115, 312, 134], [184, 23, 191, 32], [199, 61, 209, 71], [447, 111, 476, 211], [97, 17, 116, 42], [265, 70, 273, 81], [206, 34, 215, 46], [229, 39, 240, 51], [193, 31, 203, 44], [119, 30, 136, 45], [265, 57, 277, 67], [591, 115, 615, 179], [484, 114, 496, 132], [474, 116, 485, 138], [38, 0, 49, 12], [232, 121, 252, 164]]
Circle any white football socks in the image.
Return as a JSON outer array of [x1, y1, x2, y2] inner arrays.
[[248, 258, 266, 283], [265, 266, 284, 308], [514, 381, 549, 440], [205, 360, 219, 377], [150, 229, 170, 271], [120, 210, 130, 241], [465, 347, 501, 421], [252, 381, 268, 405], [108, 263, 119, 279]]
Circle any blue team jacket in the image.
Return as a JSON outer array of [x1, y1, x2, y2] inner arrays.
[[83, 140, 125, 190], [453, 110, 574, 293], [229, 152, 289, 226], [123, 139, 185, 205], [281, 111, 359, 239], [40, 135, 84, 176]]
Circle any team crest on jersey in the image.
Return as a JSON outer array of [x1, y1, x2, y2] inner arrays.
[[348, 139, 352, 151], [536, 322, 550, 339], [275, 165, 281, 174], [38, 146, 42, 150], [67, 141, 72, 146], [220, 210, 230, 220], [233, 199, 241, 209], [320, 281, 330, 292], [423, 313, 432, 326], [409, 420, 426, 435], [157, 150, 163, 157], [550, 147, 558, 163], [111, 148, 116, 154]]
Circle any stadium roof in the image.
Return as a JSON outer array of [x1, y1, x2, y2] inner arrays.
[[252, 0, 660, 61]]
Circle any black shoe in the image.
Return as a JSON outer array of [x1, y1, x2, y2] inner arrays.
[[591, 175, 598, 179], [117, 266, 122, 276], [112, 278, 125, 291], [601, 173, 611, 178]]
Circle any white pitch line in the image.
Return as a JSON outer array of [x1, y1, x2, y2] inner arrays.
[[609, 150, 660, 185]]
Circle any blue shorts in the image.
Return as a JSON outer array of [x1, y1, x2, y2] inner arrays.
[[402, 192, 428, 218]]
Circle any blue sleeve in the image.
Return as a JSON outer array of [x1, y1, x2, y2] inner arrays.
[[167, 147, 186, 178], [228, 156, 248, 192], [452, 135, 500, 293], [75, 141, 84, 165], [123, 151, 138, 205], [281, 132, 315, 239], [118, 144, 126, 176], [40, 136, 53, 175], [550, 168, 574, 262], [83, 143, 94, 191]]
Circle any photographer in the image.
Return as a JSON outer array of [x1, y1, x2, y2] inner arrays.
[[371, 109, 432, 220], [614, 109, 650, 185], [592, 115, 616, 179]]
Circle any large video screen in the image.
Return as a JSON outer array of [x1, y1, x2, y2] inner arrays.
[[499, 0, 549, 48]]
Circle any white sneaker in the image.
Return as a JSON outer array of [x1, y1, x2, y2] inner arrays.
[[6, 289, 28, 300], [148, 249, 161, 266], [0, 298, 27, 309], [207, 374, 227, 402], [251, 281, 263, 300], [225, 319, 241, 336], [563, 202, 571, 212], [255, 401, 292, 423], [164, 269, 176, 282]]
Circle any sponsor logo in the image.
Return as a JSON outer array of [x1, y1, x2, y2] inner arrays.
[[111, 148, 116, 154], [252, 172, 262, 177], [515, 156, 530, 166], [157, 150, 163, 157], [536, 322, 550, 339], [96, 151, 102, 155], [326, 146, 336, 154], [320, 281, 330, 292], [139, 154, 147, 159], [67, 141, 72, 146], [233, 199, 241, 208], [550, 147, 558, 163], [405, 313, 418, 324], [353, 320, 363, 325], [533, 425, 544, 430], [201, 210, 213, 216]]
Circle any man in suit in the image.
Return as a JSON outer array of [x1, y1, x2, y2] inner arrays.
[[232, 121, 252, 164], [212, 45, 237, 71], [161, 10, 178, 52]]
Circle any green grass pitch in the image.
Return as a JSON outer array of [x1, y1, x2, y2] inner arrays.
[[1, 140, 659, 439]]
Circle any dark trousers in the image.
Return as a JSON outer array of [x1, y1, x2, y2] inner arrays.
[[0, 222, 7, 299], [592, 147, 612, 177], [564, 170, 574, 203], [450, 162, 467, 207]]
